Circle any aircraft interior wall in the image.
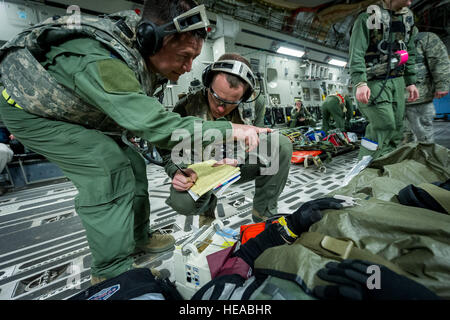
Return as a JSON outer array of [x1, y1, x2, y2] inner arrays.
[[0, 0, 448, 303], [0, 0, 352, 113]]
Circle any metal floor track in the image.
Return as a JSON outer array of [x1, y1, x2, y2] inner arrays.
[[0, 144, 429, 299]]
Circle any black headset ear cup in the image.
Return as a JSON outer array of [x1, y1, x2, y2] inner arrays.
[[202, 64, 213, 87], [241, 88, 253, 102], [136, 21, 163, 57]]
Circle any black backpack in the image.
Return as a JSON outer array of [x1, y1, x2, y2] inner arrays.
[[70, 268, 183, 300]]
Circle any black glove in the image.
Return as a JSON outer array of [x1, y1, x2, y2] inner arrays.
[[286, 198, 344, 236], [235, 198, 344, 268], [234, 223, 285, 269], [313, 259, 440, 300]]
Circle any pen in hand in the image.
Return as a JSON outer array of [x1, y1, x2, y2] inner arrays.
[[174, 163, 196, 186], [172, 163, 197, 191], [174, 163, 189, 177]]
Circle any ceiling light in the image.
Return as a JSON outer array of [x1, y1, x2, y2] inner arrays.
[[328, 59, 347, 67], [276, 46, 305, 58]]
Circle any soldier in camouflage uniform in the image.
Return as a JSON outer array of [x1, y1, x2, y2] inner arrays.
[[404, 32, 450, 143], [162, 53, 293, 223], [0, 0, 269, 284], [320, 94, 354, 134], [289, 100, 316, 128], [350, 0, 419, 160]]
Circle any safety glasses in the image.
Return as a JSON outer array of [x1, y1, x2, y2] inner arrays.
[[208, 87, 242, 107]]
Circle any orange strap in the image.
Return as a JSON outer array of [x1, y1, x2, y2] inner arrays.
[[240, 220, 281, 244]]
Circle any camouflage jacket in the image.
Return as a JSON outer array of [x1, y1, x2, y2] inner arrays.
[[0, 11, 156, 132], [407, 32, 450, 105]]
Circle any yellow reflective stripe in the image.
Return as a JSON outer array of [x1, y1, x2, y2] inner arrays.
[[2, 89, 23, 109], [278, 216, 298, 238], [1, 89, 10, 101]]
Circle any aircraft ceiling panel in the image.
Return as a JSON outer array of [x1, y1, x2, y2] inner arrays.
[[259, 0, 336, 9]]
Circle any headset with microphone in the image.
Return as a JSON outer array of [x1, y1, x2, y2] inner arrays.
[[136, 4, 210, 57], [202, 59, 263, 103]]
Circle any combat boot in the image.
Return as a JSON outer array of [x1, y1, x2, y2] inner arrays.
[[90, 275, 107, 285], [199, 205, 216, 227], [135, 230, 175, 254], [251, 208, 268, 223]]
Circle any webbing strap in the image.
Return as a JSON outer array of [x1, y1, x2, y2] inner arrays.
[[259, 279, 292, 300], [2, 89, 23, 109], [418, 183, 450, 214], [297, 232, 408, 276]]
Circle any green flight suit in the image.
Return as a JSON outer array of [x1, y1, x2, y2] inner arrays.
[[349, 2, 417, 160], [0, 38, 232, 279], [289, 106, 316, 128], [163, 89, 293, 218], [320, 95, 354, 134]]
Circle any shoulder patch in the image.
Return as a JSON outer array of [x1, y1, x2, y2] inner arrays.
[[97, 58, 142, 93]]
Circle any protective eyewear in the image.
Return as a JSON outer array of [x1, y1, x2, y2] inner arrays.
[[209, 87, 242, 107]]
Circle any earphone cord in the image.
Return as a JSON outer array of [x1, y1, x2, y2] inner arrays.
[[241, 75, 264, 104]]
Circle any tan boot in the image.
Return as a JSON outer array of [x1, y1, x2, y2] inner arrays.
[[199, 215, 215, 227], [135, 231, 175, 254], [199, 205, 216, 227], [251, 208, 268, 223], [90, 275, 107, 286]]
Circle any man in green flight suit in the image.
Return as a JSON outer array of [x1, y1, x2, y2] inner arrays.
[[0, 0, 269, 284], [320, 93, 354, 134], [162, 53, 293, 223], [289, 100, 316, 128], [349, 0, 419, 160]]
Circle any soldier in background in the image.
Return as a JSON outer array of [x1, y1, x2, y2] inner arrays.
[[404, 32, 450, 143], [289, 100, 316, 128], [320, 93, 354, 134], [350, 0, 419, 160]]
